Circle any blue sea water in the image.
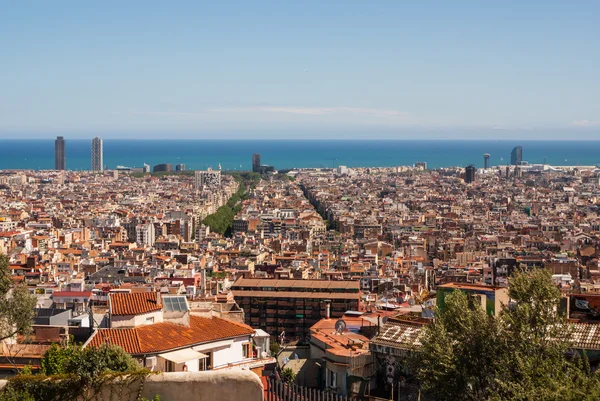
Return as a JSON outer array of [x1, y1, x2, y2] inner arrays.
[[1, 139, 599, 171]]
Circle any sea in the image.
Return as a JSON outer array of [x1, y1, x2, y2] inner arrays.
[[1, 139, 599, 171]]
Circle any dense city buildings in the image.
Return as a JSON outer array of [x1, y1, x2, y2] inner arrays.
[[54, 136, 66, 170], [2, 157, 600, 399], [91, 137, 103, 172]]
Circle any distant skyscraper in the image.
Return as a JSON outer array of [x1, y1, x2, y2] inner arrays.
[[465, 165, 476, 183], [153, 163, 173, 173], [176, 164, 186, 171], [55, 136, 66, 170], [510, 146, 523, 166], [91, 137, 103, 171], [484, 153, 490, 169], [252, 154, 261, 173]]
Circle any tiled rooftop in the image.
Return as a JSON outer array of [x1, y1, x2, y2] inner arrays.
[[109, 291, 162, 316], [87, 316, 254, 354]]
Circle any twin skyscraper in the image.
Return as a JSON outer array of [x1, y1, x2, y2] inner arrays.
[[54, 136, 103, 171]]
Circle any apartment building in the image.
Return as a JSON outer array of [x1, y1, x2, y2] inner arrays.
[[231, 278, 361, 340]]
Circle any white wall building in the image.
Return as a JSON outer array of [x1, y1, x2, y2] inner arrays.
[[136, 223, 156, 246]]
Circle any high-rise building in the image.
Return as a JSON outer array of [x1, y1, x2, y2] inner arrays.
[[484, 153, 490, 169], [252, 154, 261, 173], [55, 136, 66, 170], [465, 165, 476, 183], [91, 137, 103, 171], [175, 164, 186, 172], [153, 163, 173, 173], [194, 168, 221, 189], [510, 146, 523, 166], [136, 223, 156, 246]]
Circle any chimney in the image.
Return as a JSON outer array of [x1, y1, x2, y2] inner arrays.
[[200, 268, 207, 297], [325, 300, 331, 320]]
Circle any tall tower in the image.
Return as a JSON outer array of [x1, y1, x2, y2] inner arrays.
[[484, 153, 490, 169], [252, 153, 261, 173], [510, 146, 523, 166], [55, 136, 66, 170], [91, 137, 103, 171], [464, 165, 476, 183]]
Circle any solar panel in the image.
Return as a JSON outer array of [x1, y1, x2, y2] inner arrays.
[[162, 295, 189, 312]]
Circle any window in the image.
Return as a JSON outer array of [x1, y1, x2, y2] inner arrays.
[[205, 352, 213, 370], [326, 368, 337, 389], [242, 342, 253, 359], [165, 360, 175, 373], [145, 316, 154, 325]]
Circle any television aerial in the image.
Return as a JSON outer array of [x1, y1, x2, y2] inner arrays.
[[335, 319, 347, 334]]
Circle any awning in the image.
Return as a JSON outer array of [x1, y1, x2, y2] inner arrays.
[[159, 349, 208, 364], [193, 344, 230, 353]]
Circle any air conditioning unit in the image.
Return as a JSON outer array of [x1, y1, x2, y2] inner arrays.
[[145, 356, 157, 368]]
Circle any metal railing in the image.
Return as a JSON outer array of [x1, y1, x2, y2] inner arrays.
[[265, 378, 353, 401]]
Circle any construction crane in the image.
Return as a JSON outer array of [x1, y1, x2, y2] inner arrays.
[[325, 158, 337, 168]]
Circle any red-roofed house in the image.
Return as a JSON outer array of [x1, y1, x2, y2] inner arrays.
[[86, 293, 276, 375], [108, 292, 163, 328]]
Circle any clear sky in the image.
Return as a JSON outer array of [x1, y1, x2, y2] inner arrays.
[[1, 1, 599, 139]]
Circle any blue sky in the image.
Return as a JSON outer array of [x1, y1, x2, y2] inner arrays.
[[1, 1, 599, 139]]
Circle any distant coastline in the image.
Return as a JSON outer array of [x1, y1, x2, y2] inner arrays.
[[1, 139, 599, 171]]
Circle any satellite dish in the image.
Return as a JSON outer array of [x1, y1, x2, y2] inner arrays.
[[382, 316, 389, 324], [334, 319, 347, 334], [408, 298, 416, 306], [261, 351, 268, 359]]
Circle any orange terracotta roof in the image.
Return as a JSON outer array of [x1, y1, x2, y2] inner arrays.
[[87, 316, 254, 354], [90, 328, 142, 354], [109, 292, 161, 316]]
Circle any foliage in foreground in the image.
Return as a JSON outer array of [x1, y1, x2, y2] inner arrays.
[[1, 344, 148, 401], [0, 254, 37, 343], [414, 269, 600, 401], [41, 343, 140, 378]]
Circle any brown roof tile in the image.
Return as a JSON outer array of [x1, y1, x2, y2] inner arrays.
[[87, 316, 254, 355], [109, 292, 162, 316]]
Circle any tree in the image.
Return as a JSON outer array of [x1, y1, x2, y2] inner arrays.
[[269, 341, 280, 356], [41, 343, 140, 378], [0, 254, 36, 343], [415, 289, 502, 401], [414, 269, 600, 401], [281, 368, 296, 383], [494, 268, 600, 400]]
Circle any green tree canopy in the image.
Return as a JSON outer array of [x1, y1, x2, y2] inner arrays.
[[0, 254, 36, 343], [41, 343, 140, 378], [414, 268, 600, 401]]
